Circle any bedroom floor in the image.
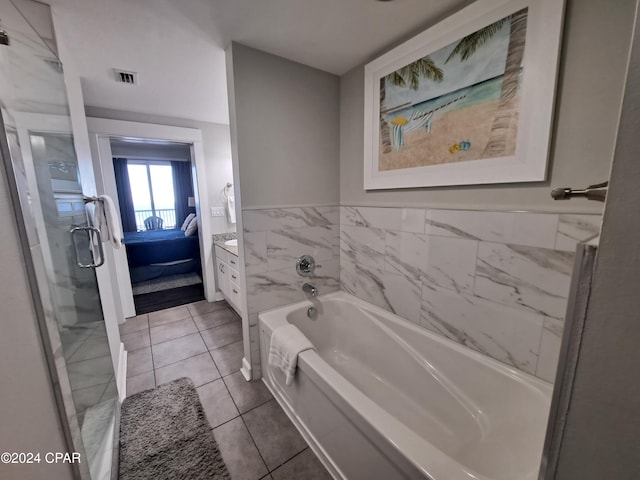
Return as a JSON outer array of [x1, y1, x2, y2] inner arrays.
[[121, 299, 331, 479], [133, 283, 205, 315]]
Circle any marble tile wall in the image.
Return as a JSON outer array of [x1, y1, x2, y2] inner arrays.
[[242, 206, 341, 377], [340, 206, 601, 382]]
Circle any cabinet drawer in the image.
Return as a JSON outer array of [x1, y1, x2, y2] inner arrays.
[[214, 245, 228, 264], [227, 254, 239, 269], [228, 265, 240, 284], [228, 280, 242, 308]]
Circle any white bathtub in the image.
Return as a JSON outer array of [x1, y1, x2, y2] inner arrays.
[[258, 291, 552, 480]]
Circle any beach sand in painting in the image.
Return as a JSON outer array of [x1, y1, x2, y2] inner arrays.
[[378, 97, 520, 171]]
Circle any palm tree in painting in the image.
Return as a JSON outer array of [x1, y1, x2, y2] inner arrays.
[[380, 57, 443, 154], [446, 8, 528, 158]]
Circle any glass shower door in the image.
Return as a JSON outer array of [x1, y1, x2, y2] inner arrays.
[[0, 1, 116, 478]]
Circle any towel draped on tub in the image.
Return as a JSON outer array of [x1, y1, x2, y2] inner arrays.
[[268, 324, 314, 386]]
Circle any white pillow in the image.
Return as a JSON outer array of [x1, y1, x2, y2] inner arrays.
[[180, 213, 196, 231], [184, 217, 198, 236]]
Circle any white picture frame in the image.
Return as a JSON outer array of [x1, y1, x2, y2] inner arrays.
[[363, 0, 565, 190]]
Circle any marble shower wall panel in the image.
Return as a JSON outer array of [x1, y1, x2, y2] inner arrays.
[[340, 206, 602, 382], [355, 264, 422, 324], [245, 258, 340, 315], [342, 206, 426, 233], [384, 231, 429, 282], [243, 231, 268, 275], [341, 225, 386, 270], [266, 226, 334, 271], [242, 206, 341, 376], [536, 317, 564, 381], [340, 254, 357, 296], [420, 284, 544, 375], [425, 236, 478, 294], [475, 243, 575, 320], [426, 210, 559, 248], [243, 206, 338, 232], [555, 214, 602, 252]]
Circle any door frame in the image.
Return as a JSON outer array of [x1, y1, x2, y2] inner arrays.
[[86, 117, 217, 319]]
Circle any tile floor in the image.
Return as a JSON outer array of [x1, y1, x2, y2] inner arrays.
[[121, 299, 331, 480]]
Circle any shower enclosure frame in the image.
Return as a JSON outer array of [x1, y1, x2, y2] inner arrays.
[[0, 0, 121, 477]]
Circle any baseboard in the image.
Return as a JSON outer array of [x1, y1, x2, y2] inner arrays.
[[240, 357, 252, 381], [117, 343, 127, 402], [213, 291, 225, 302]]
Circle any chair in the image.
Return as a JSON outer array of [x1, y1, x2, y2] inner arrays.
[[144, 216, 164, 230]]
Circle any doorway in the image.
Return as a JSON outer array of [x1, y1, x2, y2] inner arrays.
[[110, 138, 205, 313], [86, 118, 217, 320]]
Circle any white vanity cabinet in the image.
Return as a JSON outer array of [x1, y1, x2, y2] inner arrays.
[[214, 245, 242, 315]]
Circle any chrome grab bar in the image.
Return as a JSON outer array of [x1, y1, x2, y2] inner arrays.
[[70, 226, 105, 268]]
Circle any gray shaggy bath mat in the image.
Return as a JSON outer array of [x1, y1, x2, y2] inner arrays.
[[119, 377, 230, 480]]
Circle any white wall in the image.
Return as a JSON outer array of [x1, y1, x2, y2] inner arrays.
[[339, 0, 635, 213], [85, 107, 236, 234]]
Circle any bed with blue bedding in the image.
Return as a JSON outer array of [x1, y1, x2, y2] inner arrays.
[[123, 229, 201, 284]]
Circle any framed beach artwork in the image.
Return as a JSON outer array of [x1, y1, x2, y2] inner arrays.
[[363, 0, 565, 189]]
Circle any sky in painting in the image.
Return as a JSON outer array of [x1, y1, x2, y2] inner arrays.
[[385, 19, 512, 109]]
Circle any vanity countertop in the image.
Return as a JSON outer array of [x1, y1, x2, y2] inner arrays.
[[213, 233, 238, 257], [214, 240, 238, 257]]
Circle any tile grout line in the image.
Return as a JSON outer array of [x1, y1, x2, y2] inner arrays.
[[147, 337, 243, 374], [146, 316, 239, 348], [268, 447, 311, 475], [125, 301, 240, 391], [148, 316, 157, 387], [196, 320, 223, 382], [214, 360, 271, 476], [237, 407, 271, 475], [266, 446, 311, 475]]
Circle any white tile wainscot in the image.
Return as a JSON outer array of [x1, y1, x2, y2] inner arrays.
[[242, 206, 341, 376], [340, 206, 602, 382]]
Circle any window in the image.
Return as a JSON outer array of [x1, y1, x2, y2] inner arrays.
[[127, 161, 176, 230]]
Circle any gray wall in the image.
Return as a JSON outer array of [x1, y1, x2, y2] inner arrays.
[[226, 43, 341, 377], [340, 0, 635, 213], [553, 2, 640, 476], [0, 156, 73, 480], [229, 43, 340, 209]]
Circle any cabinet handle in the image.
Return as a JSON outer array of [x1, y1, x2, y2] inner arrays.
[[232, 288, 238, 294], [219, 264, 225, 273], [230, 259, 236, 265], [232, 274, 237, 280]]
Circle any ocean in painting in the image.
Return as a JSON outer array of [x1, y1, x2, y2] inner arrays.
[[379, 74, 522, 171], [383, 74, 505, 126]]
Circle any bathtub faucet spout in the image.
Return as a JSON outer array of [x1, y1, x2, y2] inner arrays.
[[302, 283, 318, 297]]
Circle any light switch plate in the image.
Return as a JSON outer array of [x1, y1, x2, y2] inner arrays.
[[211, 206, 225, 217]]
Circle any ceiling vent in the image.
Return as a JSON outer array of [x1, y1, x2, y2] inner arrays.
[[114, 69, 137, 85]]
